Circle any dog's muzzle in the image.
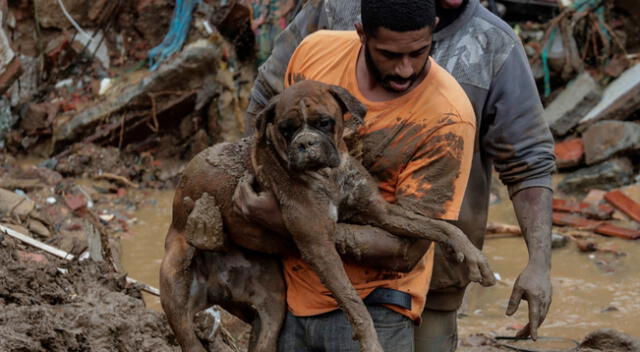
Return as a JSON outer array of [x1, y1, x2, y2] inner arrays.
[[289, 130, 337, 171]]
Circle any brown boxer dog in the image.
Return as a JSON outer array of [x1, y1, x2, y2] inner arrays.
[[160, 80, 495, 352]]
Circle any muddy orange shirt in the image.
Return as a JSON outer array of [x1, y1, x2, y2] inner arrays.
[[282, 31, 475, 321]]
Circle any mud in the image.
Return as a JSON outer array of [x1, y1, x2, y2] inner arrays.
[[0, 235, 179, 352], [0, 230, 243, 352]]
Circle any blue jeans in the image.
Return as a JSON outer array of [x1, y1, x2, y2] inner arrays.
[[278, 305, 414, 352]]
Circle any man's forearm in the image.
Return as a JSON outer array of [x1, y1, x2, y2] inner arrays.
[[511, 187, 552, 269], [335, 223, 430, 273]]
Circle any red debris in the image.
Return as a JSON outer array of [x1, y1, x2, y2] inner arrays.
[[554, 212, 639, 240], [594, 224, 640, 240], [0, 57, 22, 95], [555, 138, 585, 169], [552, 212, 603, 230], [16, 250, 49, 265], [552, 198, 614, 219], [604, 190, 640, 223], [116, 188, 127, 198], [64, 194, 87, 211]]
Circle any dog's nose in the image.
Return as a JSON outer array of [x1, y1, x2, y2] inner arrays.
[[295, 137, 319, 152]]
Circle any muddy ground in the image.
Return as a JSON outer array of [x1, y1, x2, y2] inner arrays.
[[0, 232, 244, 352]]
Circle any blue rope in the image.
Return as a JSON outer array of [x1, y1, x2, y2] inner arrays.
[[541, 27, 557, 98], [147, 0, 201, 71]]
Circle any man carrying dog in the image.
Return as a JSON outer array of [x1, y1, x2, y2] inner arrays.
[[238, 0, 556, 351], [235, 0, 479, 350]]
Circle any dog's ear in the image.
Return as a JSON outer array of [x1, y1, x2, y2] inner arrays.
[[328, 85, 367, 127], [255, 96, 280, 142], [328, 85, 366, 157]]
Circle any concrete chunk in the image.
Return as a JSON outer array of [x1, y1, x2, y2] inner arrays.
[[543, 72, 602, 137], [580, 63, 640, 126], [582, 120, 640, 165], [0, 188, 35, 218], [558, 158, 633, 194]]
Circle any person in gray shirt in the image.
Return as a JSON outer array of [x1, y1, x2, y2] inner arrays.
[[237, 0, 556, 350]]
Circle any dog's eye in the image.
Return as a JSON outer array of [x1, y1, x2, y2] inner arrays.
[[316, 118, 334, 132], [279, 125, 296, 141]]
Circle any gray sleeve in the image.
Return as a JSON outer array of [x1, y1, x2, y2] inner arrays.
[[483, 43, 556, 197], [244, 0, 327, 135]]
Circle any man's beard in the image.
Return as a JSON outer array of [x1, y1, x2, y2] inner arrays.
[[364, 44, 430, 93]]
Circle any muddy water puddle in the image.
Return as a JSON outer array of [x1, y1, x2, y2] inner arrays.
[[121, 188, 174, 312], [122, 180, 640, 340]]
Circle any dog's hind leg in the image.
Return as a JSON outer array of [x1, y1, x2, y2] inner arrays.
[[160, 228, 208, 352], [247, 260, 286, 352]]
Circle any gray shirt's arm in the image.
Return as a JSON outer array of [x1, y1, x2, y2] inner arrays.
[[483, 44, 556, 197], [244, 0, 327, 135]]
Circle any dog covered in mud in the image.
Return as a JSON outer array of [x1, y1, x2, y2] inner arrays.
[[160, 80, 495, 352]]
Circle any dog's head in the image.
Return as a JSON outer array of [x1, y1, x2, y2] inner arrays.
[[255, 80, 366, 172]]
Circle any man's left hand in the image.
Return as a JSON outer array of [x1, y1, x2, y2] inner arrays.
[[505, 263, 552, 340]]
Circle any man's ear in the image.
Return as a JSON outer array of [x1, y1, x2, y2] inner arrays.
[[255, 96, 279, 142], [434, 17, 440, 29], [328, 85, 366, 126], [355, 23, 366, 45]]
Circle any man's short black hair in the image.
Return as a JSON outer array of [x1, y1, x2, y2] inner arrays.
[[361, 0, 436, 35]]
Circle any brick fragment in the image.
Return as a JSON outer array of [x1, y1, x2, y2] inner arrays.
[[552, 212, 602, 230], [555, 138, 584, 169], [594, 223, 640, 240], [604, 189, 640, 223], [552, 198, 614, 220]]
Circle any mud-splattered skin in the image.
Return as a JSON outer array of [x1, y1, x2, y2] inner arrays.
[[160, 81, 494, 352]]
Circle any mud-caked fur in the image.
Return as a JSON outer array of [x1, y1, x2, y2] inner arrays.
[[160, 80, 495, 352]]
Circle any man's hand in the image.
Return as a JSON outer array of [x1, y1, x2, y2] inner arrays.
[[232, 172, 288, 234], [506, 263, 552, 340], [508, 187, 553, 340]]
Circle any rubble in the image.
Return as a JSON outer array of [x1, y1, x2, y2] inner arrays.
[[555, 138, 585, 169], [0, 3, 21, 95], [578, 329, 640, 351], [558, 158, 634, 194], [0, 188, 35, 219], [552, 198, 614, 220], [53, 39, 222, 150], [579, 64, 640, 127], [551, 232, 569, 248], [604, 189, 640, 223], [582, 120, 640, 165], [543, 72, 602, 136]]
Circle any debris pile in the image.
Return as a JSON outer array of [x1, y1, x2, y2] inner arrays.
[[512, 0, 640, 248], [0, 0, 276, 159]]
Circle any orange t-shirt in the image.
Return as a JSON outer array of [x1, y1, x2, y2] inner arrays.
[[282, 30, 476, 321]]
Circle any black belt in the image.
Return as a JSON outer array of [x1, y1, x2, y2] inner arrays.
[[363, 288, 412, 310]]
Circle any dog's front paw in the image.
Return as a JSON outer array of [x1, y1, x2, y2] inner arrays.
[[463, 246, 496, 287], [185, 192, 225, 250]]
